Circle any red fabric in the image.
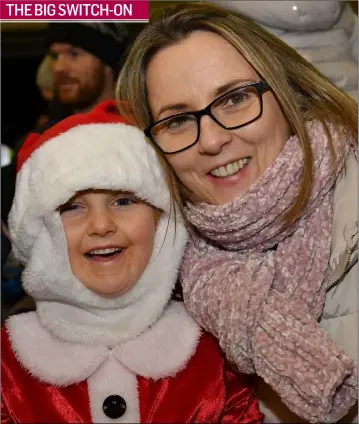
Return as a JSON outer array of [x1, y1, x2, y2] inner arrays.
[[1, 328, 91, 423], [221, 367, 262, 424], [138, 333, 263, 423], [1, 397, 12, 424], [2, 328, 263, 423], [17, 100, 130, 172]]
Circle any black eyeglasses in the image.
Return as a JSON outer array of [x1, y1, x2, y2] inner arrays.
[[144, 80, 269, 155]]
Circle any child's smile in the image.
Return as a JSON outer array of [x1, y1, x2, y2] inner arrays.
[[85, 246, 123, 261]]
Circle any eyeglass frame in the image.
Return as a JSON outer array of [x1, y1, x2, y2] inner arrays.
[[144, 80, 270, 155]]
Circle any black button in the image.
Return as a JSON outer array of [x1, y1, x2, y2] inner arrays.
[[103, 395, 127, 419]]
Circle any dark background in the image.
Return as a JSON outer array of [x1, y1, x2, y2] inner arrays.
[[2, 24, 49, 148], [1, 1, 357, 149], [1, 1, 175, 148], [1, 21, 146, 149]]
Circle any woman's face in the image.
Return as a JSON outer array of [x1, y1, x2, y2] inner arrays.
[[146, 31, 291, 205]]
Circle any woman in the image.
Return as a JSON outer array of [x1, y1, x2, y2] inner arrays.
[[116, 2, 357, 422]]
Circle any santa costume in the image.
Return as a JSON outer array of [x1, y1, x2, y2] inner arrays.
[[1, 101, 263, 424]]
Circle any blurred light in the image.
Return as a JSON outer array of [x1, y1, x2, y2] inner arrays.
[[292, 5, 298, 11]]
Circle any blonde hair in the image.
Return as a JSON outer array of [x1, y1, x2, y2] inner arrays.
[[116, 2, 357, 224]]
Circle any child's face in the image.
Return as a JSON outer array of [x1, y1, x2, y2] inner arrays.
[[60, 189, 157, 297]]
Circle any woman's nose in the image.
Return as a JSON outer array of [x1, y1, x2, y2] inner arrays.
[[87, 210, 117, 237], [197, 115, 232, 155]]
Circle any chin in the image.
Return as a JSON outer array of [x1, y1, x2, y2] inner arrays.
[[89, 287, 125, 299], [59, 96, 77, 105], [88, 281, 133, 299], [58, 91, 79, 105]]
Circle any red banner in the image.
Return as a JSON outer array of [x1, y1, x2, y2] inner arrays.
[[0, 0, 149, 21]]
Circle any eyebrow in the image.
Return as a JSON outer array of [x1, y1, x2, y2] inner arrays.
[[156, 78, 255, 119], [213, 78, 253, 97], [49, 45, 80, 56], [157, 102, 189, 119]]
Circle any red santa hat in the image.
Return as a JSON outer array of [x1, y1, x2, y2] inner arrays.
[[11, 100, 172, 263], [8, 101, 188, 346], [17, 100, 130, 172]]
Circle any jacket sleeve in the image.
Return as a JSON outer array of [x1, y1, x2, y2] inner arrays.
[[220, 367, 264, 424]]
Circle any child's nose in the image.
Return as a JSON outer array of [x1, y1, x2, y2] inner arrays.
[[87, 210, 117, 237]]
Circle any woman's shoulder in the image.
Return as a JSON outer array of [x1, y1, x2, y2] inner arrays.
[[320, 152, 357, 361], [330, 151, 357, 274]]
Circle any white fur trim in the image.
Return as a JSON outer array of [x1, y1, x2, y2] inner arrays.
[[87, 355, 139, 424], [113, 301, 201, 379], [9, 123, 169, 264], [6, 303, 201, 387], [6, 312, 108, 386]]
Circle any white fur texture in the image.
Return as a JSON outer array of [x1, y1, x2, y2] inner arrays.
[[87, 355, 140, 424], [112, 301, 201, 379], [6, 303, 201, 387], [25, 210, 187, 345], [7, 312, 108, 386], [8, 122, 189, 345], [9, 123, 170, 264]]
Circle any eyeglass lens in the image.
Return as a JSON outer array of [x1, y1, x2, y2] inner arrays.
[[151, 84, 262, 154]]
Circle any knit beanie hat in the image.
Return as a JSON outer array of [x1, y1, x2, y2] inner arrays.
[[47, 23, 131, 73], [9, 100, 188, 346]]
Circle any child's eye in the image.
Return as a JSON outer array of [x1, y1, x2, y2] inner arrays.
[[114, 197, 135, 207], [59, 202, 80, 214]]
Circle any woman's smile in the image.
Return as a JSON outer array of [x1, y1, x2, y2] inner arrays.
[[209, 157, 251, 178]]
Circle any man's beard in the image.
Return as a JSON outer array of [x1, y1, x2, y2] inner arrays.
[[55, 75, 106, 111]]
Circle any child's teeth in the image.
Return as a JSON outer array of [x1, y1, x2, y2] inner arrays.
[[90, 248, 121, 255], [210, 158, 250, 178]]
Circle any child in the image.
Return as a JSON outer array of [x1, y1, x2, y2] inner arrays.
[[1, 101, 264, 424]]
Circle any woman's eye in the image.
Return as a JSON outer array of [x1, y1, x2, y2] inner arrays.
[[166, 115, 193, 130], [224, 92, 247, 107], [114, 197, 135, 207]]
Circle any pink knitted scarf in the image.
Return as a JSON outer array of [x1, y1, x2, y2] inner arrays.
[[180, 121, 357, 423]]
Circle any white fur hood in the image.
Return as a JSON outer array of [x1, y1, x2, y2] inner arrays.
[[8, 111, 189, 346]]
